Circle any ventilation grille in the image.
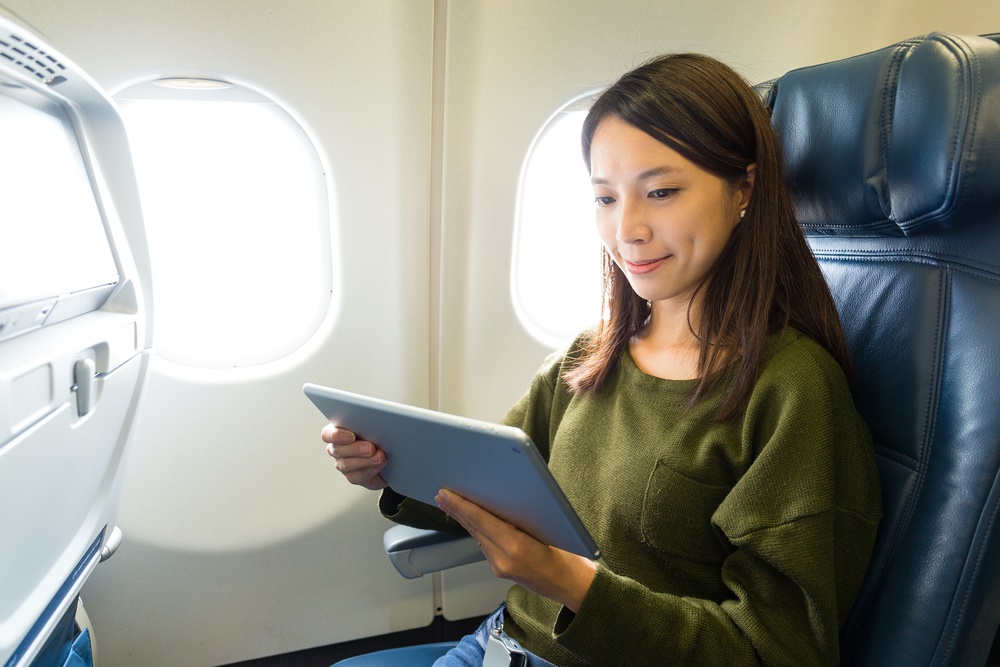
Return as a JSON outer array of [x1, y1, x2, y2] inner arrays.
[[0, 32, 67, 85]]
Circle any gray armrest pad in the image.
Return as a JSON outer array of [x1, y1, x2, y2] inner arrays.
[[383, 525, 486, 579]]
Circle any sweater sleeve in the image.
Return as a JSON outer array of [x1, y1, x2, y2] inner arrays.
[[549, 338, 880, 666], [377, 486, 467, 535]]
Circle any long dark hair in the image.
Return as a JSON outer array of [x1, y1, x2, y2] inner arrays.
[[565, 53, 852, 421]]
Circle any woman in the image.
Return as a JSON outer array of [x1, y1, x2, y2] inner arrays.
[[325, 53, 881, 666]]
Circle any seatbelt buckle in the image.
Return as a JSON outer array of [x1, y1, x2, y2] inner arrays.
[[483, 626, 527, 667]]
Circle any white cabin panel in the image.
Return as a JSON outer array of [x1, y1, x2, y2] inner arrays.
[[3, 1, 438, 665]]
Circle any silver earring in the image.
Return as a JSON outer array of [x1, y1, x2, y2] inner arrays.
[[739, 209, 746, 220]]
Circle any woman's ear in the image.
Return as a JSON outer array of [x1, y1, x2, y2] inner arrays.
[[739, 163, 756, 209]]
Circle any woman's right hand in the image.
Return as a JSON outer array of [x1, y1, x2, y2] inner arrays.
[[321, 424, 388, 490]]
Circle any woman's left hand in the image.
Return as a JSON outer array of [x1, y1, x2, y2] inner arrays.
[[435, 488, 597, 613]]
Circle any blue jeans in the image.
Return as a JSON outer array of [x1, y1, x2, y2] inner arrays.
[[432, 605, 559, 667]]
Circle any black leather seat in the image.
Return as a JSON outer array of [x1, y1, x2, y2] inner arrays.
[[336, 32, 1000, 665], [760, 31, 1000, 665]]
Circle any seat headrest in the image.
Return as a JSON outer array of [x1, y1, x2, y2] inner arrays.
[[763, 33, 1000, 236]]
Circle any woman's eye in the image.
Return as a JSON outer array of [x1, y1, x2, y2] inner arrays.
[[594, 195, 615, 207], [649, 188, 677, 200]]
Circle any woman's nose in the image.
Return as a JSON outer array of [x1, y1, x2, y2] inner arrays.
[[616, 199, 651, 244]]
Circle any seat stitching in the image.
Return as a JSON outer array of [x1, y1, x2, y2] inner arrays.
[[811, 251, 1000, 282], [875, 445, 920, 472]]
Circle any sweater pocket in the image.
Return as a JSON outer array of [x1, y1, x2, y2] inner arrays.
[[641, 460, 732, 564]]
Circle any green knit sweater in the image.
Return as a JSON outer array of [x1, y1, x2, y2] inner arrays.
[[381, 329, 882, 666]]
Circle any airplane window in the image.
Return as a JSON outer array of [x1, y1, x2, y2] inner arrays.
[[115, 79, 335, 369], [512, 93, 603, 348]]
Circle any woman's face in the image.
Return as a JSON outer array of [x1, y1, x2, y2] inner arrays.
[[590, 116, 751, 311]]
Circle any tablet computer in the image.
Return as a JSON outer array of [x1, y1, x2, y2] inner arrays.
[[304, 383, 600, 559]]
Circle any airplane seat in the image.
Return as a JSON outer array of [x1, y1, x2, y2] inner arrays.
[[332, 642, 458, 667], [0, 8, 153, 667], [762, 30, 1000, 665], [334, 31, 1000, 666]]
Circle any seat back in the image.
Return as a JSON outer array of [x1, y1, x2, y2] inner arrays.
[[761, 32, 1000, 665], [0, 9, 153, 665]]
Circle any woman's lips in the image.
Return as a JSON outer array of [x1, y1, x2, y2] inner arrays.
[[623, 256, 669, 275]]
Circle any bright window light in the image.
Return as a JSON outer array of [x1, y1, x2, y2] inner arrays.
[[116, 83, 334, 368], [512, 94, 603, 348]]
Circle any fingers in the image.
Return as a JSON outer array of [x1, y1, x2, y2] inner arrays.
[[321, 425, 373, 458], [437, 489, 535, 583], [342, 465, 388, 491], [435, 489, 596, 612], [435, 489, 478, 537], [321, 424, 388, 490], [435, 489, 507, 552], [321, 423, 355, 445], [335, 449, 388, 490]]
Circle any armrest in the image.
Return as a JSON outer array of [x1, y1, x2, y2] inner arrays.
[[383, 525, 486, 579]]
